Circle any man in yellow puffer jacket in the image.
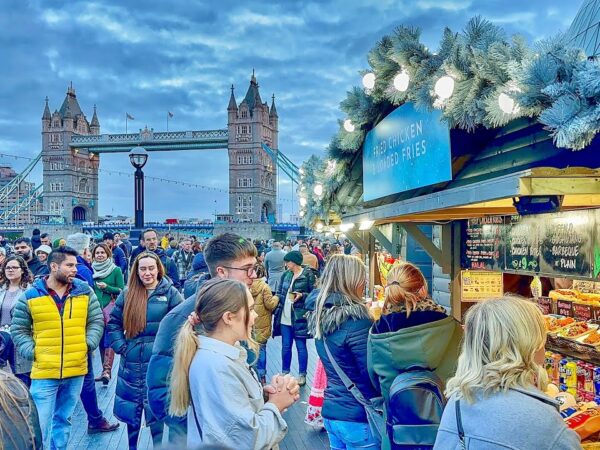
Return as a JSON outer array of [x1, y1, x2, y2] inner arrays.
[[11, 246, 104, 450]]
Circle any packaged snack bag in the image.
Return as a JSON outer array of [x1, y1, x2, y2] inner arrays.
[[565, 408, 600, 440]]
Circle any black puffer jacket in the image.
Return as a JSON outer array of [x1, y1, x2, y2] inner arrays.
[[108, 277, 183, 427], [272, 267, 316, 338], [308, 292, 379, 422]]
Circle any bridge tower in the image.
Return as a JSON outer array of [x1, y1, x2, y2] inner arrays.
[[228, 72, 278, 223], [42, 85, 99, 224]]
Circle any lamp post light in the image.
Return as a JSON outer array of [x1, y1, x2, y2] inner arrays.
[[129, 147, 148, 230]]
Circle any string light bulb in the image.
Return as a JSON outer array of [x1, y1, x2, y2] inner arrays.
[[343, 119, 355, 133], [299, 197, 307, 207], [393, 70, 410, 92], [434, 75, 455, 100], [315, 222, 324, 232], [498, 93, 519, 114], [313, 183, 323, 196], [362, 72, 376, 89], [299, 210, 305, 218]]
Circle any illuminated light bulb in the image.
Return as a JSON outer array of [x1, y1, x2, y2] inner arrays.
[[362, 72, 376, 89], [315, 222, 324, 232], [339, 223, 355, 232], [343, 119, 355, 133], [498, 93, 519, 114], [434, 76, 455, 100], [393, 70, 410, 92], [329, 226, 336, 233], [299, 210, 305, 218], [359, 220, 375, 230], [299, 168, 305, 175], [313, 184, 323, 196], [299, 197, 307, 207]]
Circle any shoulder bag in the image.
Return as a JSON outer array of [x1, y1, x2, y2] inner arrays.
[[323, 338, 384, 444]]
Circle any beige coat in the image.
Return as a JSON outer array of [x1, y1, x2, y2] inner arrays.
[[302, 252, 319, 270], [251, 278, 279, 344]]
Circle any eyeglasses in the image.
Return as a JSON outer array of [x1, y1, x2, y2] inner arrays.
[[5, 266, 22, 271], [221, 265, 258, 277]]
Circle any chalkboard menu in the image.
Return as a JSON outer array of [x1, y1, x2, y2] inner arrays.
[[538, 211, 593, 278], [460, 210, 598, 278], [505, 215, 540, 272], [461, 216, 505, 270]]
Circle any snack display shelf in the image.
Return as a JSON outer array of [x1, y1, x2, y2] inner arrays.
[[546, 342, 600, 366]]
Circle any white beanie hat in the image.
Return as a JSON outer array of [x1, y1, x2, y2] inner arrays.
[[36, 245, 52, 255], [65, 233, 91, 255]]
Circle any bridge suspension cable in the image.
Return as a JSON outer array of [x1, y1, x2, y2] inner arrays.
[[0, 184, 43, 224], [0, 152, 42, 205]]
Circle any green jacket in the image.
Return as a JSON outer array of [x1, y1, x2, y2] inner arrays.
[[367, 311, 462, 450], [93, 267, 125, 309]]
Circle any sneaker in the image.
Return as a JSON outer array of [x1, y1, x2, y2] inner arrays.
[[88, 417, 120, 434], [298, 375, 306, 386]]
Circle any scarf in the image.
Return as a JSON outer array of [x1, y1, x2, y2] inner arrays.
[[92, 258, 117, 279]]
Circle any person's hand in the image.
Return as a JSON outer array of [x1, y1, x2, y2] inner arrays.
[[267, 374, 300, 412], [293, 292, 302, 302], [96, 282, 107, 289]]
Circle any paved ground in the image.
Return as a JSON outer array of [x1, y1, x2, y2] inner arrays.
[[69, 336, 329, 449]]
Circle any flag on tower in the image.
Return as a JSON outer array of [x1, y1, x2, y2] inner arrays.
[[168, 111, 174, 118], [126, 113, 135, 120]]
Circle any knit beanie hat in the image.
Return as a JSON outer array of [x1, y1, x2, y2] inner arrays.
[[36, 245, 52, 256], [284, 250, 303, 266]]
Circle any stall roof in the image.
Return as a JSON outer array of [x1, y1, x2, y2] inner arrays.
[[342, 167, 600, 225]]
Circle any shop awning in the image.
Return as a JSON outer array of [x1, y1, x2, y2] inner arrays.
[[342, 167, 600, 225]]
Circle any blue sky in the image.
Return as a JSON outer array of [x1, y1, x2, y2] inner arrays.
[[0, 0, 583, 221]]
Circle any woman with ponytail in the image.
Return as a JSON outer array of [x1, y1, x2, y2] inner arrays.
[[368, 262, 463, 450], [169, 278, 300, 449], [108, 252, 183, 449]]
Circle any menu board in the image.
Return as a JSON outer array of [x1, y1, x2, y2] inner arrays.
[[538, 211, 593, 278], [461, 216, 505, 270], [536, 296, 554, 315], [556, 299, 573, 317], [460, 270, 504, 302], [573, 280, 600, 294], [461, 210, 599, 279], [505, 215, 541, 272]]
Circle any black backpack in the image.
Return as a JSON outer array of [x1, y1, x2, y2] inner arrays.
[[386, 367, 446, 449]]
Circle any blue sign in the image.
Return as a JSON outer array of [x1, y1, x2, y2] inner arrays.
[[362, 103, 452, 201]]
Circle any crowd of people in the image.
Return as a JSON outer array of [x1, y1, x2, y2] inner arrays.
[[0, 227, 584, 449]]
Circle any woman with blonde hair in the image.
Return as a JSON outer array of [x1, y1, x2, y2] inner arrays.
[[434, 296, 580, 449], [169, 278, 299, 449], [108, 252, 183, 449], [308, 254, 380, 450], [368, 262, 462, 449]]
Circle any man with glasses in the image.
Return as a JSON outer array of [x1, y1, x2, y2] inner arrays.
[[14, 237, 49, 278], [147, 233, 258, 445]]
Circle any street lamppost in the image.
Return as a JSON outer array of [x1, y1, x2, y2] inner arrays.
[[129, 147, 148, 230]]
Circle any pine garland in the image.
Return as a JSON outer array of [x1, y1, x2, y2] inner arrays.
[[300, 16, 598, 226]]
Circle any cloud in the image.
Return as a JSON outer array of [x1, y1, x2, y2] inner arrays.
[[0, 0, 586, 221]]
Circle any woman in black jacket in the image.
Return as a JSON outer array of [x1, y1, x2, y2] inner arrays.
[[108, 252, 183, 450], [272, 250, 316, 386], [308, 254, 379, 450]]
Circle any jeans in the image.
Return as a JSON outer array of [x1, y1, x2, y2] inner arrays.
[[256, 343, 267, 378], [80, 351, 103, 425], [281, 324, 308, 375], [30, 375, 85, 450], [323, 419, 379, 450]]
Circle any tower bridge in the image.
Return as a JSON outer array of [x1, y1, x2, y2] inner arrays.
[[28, 72, 299, 226]]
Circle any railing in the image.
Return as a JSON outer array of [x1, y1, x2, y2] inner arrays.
[[70, 129, 229, 148]]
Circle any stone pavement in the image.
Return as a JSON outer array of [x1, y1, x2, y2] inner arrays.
[[69, 336, 329, 449]]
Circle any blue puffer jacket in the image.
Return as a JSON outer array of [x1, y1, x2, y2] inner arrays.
[[147, 274, 210, 428], [108, 277, 183, 427], [308, 292, 379, 423]]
